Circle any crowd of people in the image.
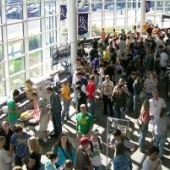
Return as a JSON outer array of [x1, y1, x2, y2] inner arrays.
[[0, 25, 170, 170]]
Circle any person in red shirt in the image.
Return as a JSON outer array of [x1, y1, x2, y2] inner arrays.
[[87, 75, 96, 118]]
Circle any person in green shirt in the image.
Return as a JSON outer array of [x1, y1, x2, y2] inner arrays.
[[76, 104, 93, 142], [7, 89, 20, 129]]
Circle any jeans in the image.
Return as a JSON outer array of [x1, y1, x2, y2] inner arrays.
[[155, 135, 167, 158], [114, 107, 125, 119], [133, 95, 140, 118], [127, 92, 134, 113], [103, 95, 114, 116], [61, 100, 70, 120], [51, 112, 62, 136], [93, 165, 102, 170], [138, 124, 148, 151], [88, 98, 95, 117]]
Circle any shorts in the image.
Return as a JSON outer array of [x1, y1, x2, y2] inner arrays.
[[39, 114, 49, 131]]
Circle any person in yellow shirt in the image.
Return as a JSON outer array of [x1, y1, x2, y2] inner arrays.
[[142, 22, 148, 35], [61, 79, 72, 122]]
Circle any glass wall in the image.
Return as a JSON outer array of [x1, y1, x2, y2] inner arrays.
[[0, 0, 170, 101], [0, 0, 59, 100]]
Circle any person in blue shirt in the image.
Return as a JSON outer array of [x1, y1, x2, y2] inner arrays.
[[113, 143, 132, 170], [9, 124, 31, 166], [44, 151, 58, 170], [52, 132, 76, 168]]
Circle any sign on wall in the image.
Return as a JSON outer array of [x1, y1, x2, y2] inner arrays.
[[78, 13, 88, 35]]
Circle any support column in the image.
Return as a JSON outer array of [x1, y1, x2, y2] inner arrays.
[[140, 0, 145, 35], [69, 0, 77, 73]]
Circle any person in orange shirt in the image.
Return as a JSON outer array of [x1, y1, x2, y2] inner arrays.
[[61, 79, 72, 122], [113, 28, 118, 39], [100, 28, 106, 42]]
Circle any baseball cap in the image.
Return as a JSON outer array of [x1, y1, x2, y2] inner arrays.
[[80, 137, 91, 145]]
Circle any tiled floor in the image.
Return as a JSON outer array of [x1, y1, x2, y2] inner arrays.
[[25, 80, 170, 170]]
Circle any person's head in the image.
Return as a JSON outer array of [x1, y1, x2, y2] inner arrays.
[[12, 166, 23, 170], [0, 136, 6, 148], [2, 121, 10, 132], [62, 79, 69, 86], [149, 72, 155, 80], [152, 90, 159, 100], [116, 143, 125, 156], [55, 132, 72, 150], [140, 100, 150, 114], [75, 85, 82, 92], [113, 129, 122, 141], [80, 104, 87, 114], [45, 86, 53, 94], [149, 146, 159, 161], [89, 75, 95, 81], [31, 91, 38, 100], [13, 89, 20, 99], [46, 151, 58, 163], [13, 124, 23, 137], [79, 136, 91, 150], [91, 129, 100, 139], [27, 136, 42, 154], [118, 78, 124, 85], [65, 159, 73, 170], [105, 75, 110, 81]]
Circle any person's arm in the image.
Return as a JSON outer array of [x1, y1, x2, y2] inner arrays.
[[9, 144, 14, 157]]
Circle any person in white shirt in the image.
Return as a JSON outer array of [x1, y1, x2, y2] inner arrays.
[[100, 75, 114, 116], [149, 90, 166, 141], [0, 136, 11, 170], [152, 107, 170, 159], [142, 146, 162, 170], [159, 49, 168, 79]]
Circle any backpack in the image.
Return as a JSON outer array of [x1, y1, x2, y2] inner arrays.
[[90, 137, 102, 152]]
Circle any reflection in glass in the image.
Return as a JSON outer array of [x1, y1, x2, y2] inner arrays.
[[8, 40, 24, 59], [7, 23, 23, 40], [9, 72, 25, 91], [6, 5, 23, 22], [9, 57, 25, 75], [45, 17, 56, 31], [29, 35, 42, 51], [28, 20, 41, 35], [27, 3, 41, 18], [0, 44, 3, 61], [45, 31, 56, 45], [29, 65, 42, 78], [45, 2, 56, 16], [29, 51, 42, 67]]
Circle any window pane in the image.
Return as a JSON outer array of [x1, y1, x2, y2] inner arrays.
[[29, 35, 42, 51], [27, 3, 41, 18], [45, 2, 56, 16], [6, 5, 23, 22], [0, 81, 6, 98], [45, 17, 57, 31], [44, 47, 51, 60], [9, 72, 25, 91], [9, 57, 25, 75], [91, 12, 102, 20], [8, 40, 24, 59], [28, 20, 41, 35], [0, 27, 2, 42], [91, 20, 101, 32], [29, 65, 42, 78], [46, 61, 52, 76], [0, 62, 4, 79], [7, 23, 23, 40], [45, 31, 57, 45], [29, 51, 42, 67], [92, 3, 103, 12], [0, 6, 2, 24], [0, 44, 3, 61]]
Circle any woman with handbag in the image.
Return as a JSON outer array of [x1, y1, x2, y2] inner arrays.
[[52, 132, 76, 168], [138, 100, 151, 153]]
